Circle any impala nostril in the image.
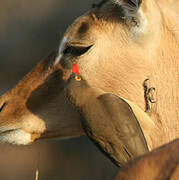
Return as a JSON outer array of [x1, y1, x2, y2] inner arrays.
[[0, 102, 7, 113]]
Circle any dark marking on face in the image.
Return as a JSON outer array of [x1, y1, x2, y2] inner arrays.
[[78, 22, 89, 34], [26, 70, 66, 113]]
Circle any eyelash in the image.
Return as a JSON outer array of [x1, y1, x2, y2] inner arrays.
[[63, 45, 92, 56]]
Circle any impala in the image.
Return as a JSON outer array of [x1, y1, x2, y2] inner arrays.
[[0, 0, 178, 165]]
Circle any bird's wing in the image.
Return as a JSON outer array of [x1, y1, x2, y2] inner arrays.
[[97, 93, 149, 157]]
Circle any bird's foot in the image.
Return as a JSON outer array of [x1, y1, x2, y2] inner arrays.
[[143, 78, 156, 115]]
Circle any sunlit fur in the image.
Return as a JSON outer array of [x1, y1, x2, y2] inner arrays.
[[0, 129, 32, 145], [0, 0, 178, 148]]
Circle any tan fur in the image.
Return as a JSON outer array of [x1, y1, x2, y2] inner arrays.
[[0, 0, 178, 149]]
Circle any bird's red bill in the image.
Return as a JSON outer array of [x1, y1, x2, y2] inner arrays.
[[72, 64, 80, 76], [72, 63, 81, 81]]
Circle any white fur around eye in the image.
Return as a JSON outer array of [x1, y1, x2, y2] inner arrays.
[[113, 0, 122, 5], [131, 9, 148, 36]]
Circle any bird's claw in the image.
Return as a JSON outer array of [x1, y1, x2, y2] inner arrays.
[[143, 78, 156, 114]]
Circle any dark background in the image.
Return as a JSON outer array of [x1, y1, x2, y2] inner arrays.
[[0, 0, 118, 179]]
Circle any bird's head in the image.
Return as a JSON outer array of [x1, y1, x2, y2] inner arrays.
[[66, 63, 89, 88], [64, 64, 90, 106]]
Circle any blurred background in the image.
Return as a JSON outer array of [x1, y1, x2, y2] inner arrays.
[[0, 0, 118, 179]]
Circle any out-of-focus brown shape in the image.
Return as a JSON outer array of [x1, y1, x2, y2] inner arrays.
[[116, 139, 179, 180]]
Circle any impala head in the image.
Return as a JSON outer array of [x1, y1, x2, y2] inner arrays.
[[0, 0, 164, 145]]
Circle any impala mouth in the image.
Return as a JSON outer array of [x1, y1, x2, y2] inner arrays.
[[0, 129, 35, 145]]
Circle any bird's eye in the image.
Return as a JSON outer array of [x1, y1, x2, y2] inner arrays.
[[63, 45, 92, 56], [0, 102, 6, 113]]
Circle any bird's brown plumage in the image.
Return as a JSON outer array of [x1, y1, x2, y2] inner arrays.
[[65, 73, 149, 167]]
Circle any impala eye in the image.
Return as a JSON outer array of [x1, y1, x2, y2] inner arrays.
[[63, 45, 92, 56], [0, 102, 6, 113]]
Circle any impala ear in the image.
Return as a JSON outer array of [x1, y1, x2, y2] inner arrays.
[[94, 0, 142, 23], [112, 0, 142, 20]]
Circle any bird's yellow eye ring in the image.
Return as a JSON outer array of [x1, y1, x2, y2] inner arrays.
[[75, 75, 81, 81]]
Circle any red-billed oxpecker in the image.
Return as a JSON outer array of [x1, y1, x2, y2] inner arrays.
[[64, 64, 149, 167]]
